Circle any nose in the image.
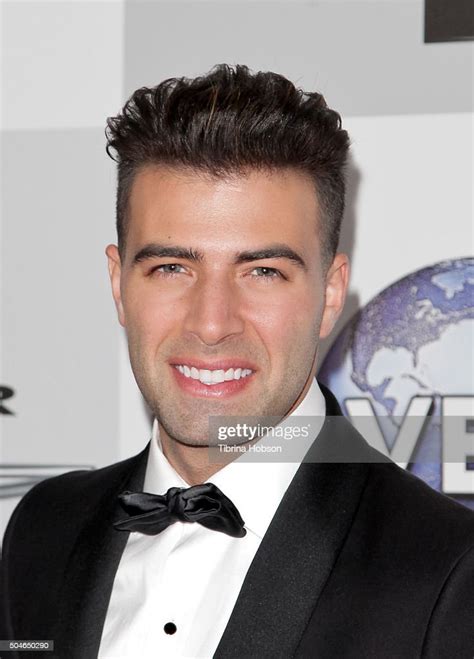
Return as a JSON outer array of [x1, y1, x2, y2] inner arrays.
[[183, 273, 245, 346]]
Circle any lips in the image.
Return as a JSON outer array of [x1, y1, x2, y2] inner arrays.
[[169, 359, 256, 398]]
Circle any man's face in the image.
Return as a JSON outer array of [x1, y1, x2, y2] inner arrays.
[[107, 166, 348, 446]]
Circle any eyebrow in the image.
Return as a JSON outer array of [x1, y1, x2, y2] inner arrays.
[[235, 245, 307, 270], [133, 244, 204, 264], [132, 243, 307, 270]]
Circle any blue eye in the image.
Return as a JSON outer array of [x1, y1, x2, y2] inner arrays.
[[152, 263, 186, 276], [251, 267, 282, 279]]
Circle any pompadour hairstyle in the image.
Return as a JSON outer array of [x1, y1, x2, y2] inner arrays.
[[105, 64, 350, 266]]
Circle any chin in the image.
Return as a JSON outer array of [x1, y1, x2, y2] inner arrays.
[[158, 415, 213, 446], [169, 433, 213, 448]]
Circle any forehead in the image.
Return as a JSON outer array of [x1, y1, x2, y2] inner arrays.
[[126, 165, 321, 253]]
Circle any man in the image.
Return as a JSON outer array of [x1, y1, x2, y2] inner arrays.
[[1, 64, 474, 658]]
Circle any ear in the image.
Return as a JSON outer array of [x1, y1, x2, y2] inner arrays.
[[319, 253, 350, 339], [106, 244, 126, 327]]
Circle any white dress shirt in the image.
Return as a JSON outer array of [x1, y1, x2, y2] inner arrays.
[[99, 379, 325, 659]]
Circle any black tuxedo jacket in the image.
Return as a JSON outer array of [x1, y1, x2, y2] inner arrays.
[[1, 383, 474, 658]]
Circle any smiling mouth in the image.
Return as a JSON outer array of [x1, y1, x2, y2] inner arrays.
[[173, 364, 254, 386]]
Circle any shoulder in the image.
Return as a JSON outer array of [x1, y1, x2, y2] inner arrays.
[[359, 458, 474, 565], [367, 458, 474, 526], [370, 465, 474, 654], [319, 381, 474, 554], [1, 445, 149, 554]]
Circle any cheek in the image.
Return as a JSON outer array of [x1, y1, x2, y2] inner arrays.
[[248, 289, 321, 353], [122, 284, 184, 350]]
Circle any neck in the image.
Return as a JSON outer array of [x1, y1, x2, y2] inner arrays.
[[158, 430, 237, 485]]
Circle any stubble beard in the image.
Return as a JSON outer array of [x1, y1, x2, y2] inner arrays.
[[134, 357, 315, 448], [127, 319, 320, 448]]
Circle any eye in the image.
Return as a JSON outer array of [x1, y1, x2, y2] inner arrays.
[[250, 266, 284, 280], [151, 263, 186, 277]]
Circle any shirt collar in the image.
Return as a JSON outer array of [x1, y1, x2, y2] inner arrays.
[[144, 378, 326, 539]]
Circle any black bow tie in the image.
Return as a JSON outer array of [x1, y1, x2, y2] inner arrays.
[[113, 482, 247, 538]]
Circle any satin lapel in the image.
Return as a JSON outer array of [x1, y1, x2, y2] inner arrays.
[[214, 383, 377, 659], [53, 443, 150, 659]]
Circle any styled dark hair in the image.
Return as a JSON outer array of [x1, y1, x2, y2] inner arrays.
[[106, 64, 350, 265]]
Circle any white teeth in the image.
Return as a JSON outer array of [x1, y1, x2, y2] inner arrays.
[[212, 369, 225, 384], [175, 365, 253, 385], [200, 369, 212, 384]]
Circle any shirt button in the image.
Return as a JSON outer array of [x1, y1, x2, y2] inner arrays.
[[164, 622, 177, 635]]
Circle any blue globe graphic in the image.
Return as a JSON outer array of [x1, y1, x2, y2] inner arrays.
[[319, 257, 474, 510]]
